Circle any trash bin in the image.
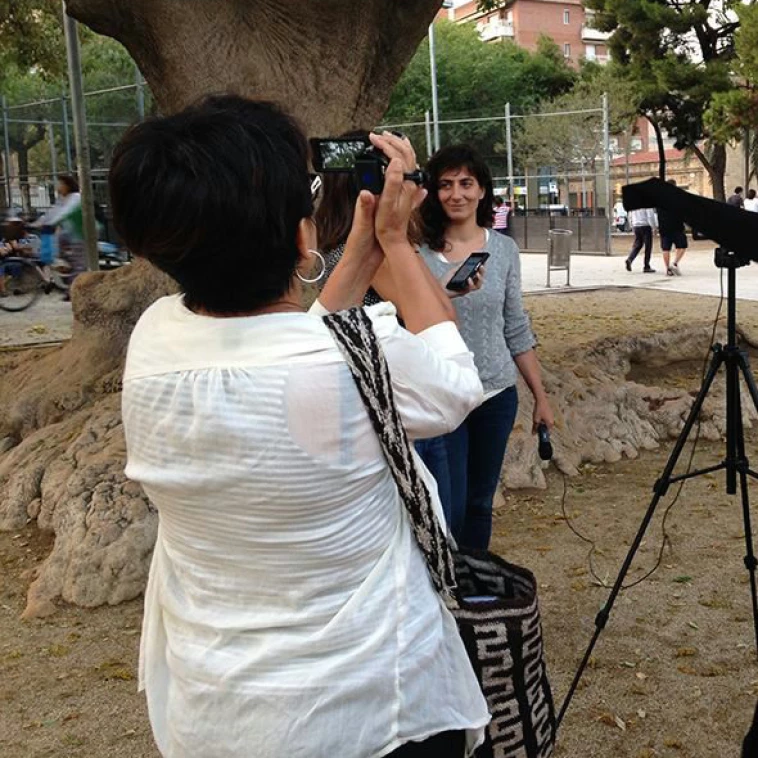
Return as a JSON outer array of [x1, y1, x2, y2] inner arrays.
[[547, 228, 572, 287]]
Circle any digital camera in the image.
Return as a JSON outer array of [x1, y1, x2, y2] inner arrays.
[[309, 135, 425, 195]]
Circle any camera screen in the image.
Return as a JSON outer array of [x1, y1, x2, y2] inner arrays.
[[314, 139, 369, 171]]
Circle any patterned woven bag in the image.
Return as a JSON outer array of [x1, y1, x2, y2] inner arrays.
[[324, 308, 556, 758]]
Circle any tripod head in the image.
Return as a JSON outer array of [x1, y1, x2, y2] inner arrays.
[[714, 247, 752, 270]]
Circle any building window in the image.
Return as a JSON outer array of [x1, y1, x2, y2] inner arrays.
[[563, 43, 571, 58], [585, 44, 596, 60], [563, 9, 570, 24]]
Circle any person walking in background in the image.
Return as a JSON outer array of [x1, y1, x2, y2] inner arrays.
[[658, 179, 688, 276], [744, 188, 758, 212], [492, 195, 510, 236], [625, 207, 656, 273], [613, 199, 628, 232], [728, 186, 745, 208]]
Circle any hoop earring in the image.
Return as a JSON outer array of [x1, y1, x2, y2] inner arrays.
[[296, 249, 326, 284]]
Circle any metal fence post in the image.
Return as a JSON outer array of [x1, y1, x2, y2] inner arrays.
[[63, 1, 99, 272], [602, 92, 611, 255], [135, 64, 145, 120], [505, 102, 514, 206], [429, 21, 441, 152], [61, 93, 73, 173], [424, 110, 433, 159], [47, 121, 58, 194], [1, 96, 12, 209]]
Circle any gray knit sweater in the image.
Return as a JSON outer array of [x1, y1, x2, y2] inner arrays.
[[418, 231, 535, 393]]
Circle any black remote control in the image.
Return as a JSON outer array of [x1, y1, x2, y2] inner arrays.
[[537, 423, 553, 461]]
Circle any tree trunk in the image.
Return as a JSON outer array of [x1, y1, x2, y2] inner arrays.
[[647, 114, 666, 181], [66, 0, 443, 134], [0, 0, 445, 617], [690, 141, 726, 202]]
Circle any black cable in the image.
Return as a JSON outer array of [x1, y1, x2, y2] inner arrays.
[[559, 271, 726, 589]]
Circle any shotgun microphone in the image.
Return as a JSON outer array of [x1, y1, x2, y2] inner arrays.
[[622, 178, 758, 261]]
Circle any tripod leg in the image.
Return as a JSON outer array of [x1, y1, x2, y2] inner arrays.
[[557, 349, 725, 728], [733, 365, 758, 654], [738, 351, 758, 419], [737, 466, 758, 656]]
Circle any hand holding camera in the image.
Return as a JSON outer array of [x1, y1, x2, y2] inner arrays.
[[369, 132, 427, 248]]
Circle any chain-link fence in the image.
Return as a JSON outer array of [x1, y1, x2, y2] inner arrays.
[[1, 78, 151, 242], [2, 84, 611, 253], [381, 98, 612, 253]]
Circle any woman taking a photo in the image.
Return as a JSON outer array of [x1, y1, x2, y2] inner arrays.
[[113, 97, 489, 758], [417, 144, 553, 550]]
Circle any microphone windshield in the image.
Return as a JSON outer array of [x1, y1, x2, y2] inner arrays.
[[621, 178, 758, 260]]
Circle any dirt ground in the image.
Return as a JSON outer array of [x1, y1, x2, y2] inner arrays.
[[3, 288, 758, 757]]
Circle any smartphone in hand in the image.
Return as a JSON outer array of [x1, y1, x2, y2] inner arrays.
[[446, 251, 490, 291]]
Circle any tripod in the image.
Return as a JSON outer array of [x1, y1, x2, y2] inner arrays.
[[558, 248, 758, 727]]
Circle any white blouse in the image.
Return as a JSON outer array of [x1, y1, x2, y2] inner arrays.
[[122, 295, 490, 758]]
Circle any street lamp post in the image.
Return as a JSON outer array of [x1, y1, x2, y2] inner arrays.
[[62, 1, 99, 273], [429, 1, 453, 153]]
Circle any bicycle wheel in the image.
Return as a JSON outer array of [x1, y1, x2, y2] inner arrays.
[[0, 258, 44, 311]]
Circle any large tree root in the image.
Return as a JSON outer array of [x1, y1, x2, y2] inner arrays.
[[1, 315, 753, 618]]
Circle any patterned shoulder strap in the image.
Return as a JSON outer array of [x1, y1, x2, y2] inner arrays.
[[323, 308, 458, 608]]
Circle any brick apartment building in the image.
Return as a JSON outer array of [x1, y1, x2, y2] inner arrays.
[[442, 0, 610, 67]]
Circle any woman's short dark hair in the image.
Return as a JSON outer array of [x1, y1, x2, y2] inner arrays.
[[109, 95, 313, 314], [419, 144, 495, 252], [749, 189, 756, 200], [58, 174, 79, 194]]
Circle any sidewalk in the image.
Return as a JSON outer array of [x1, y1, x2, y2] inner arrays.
[[521, 241, 758, 301]]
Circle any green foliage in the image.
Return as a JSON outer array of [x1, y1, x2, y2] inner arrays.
[[585, 0, 739, 195], [706, 4, 758, 143], [0, 1, 66, 82], [704, 3, 758, 182], [516, 65, 641, 173], [1, 14, 147, 206], [80, 37, 149, 171], [383, 21, 575, 164]]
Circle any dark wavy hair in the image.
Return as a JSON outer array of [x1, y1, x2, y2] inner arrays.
[[313, 130, 368, 253], [419, 144, 495, 252], [109, 95, 312, 315]]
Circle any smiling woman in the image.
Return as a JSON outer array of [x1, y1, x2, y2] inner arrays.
[[415, 144, 554, 550]]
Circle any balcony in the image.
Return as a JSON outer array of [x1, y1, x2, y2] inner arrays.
[[581, 25, 611, 43], [479, 21, 514, 42]]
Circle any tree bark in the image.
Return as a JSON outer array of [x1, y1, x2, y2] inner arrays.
[[65, 0, 443, 133], [0, 0, 446, 616], [690, 141, 726, 202], [647, 114, 666, 181]]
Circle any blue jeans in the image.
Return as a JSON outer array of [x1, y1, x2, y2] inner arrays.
[[415, 435, 453, 526], [416, 387, 518, 549]]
